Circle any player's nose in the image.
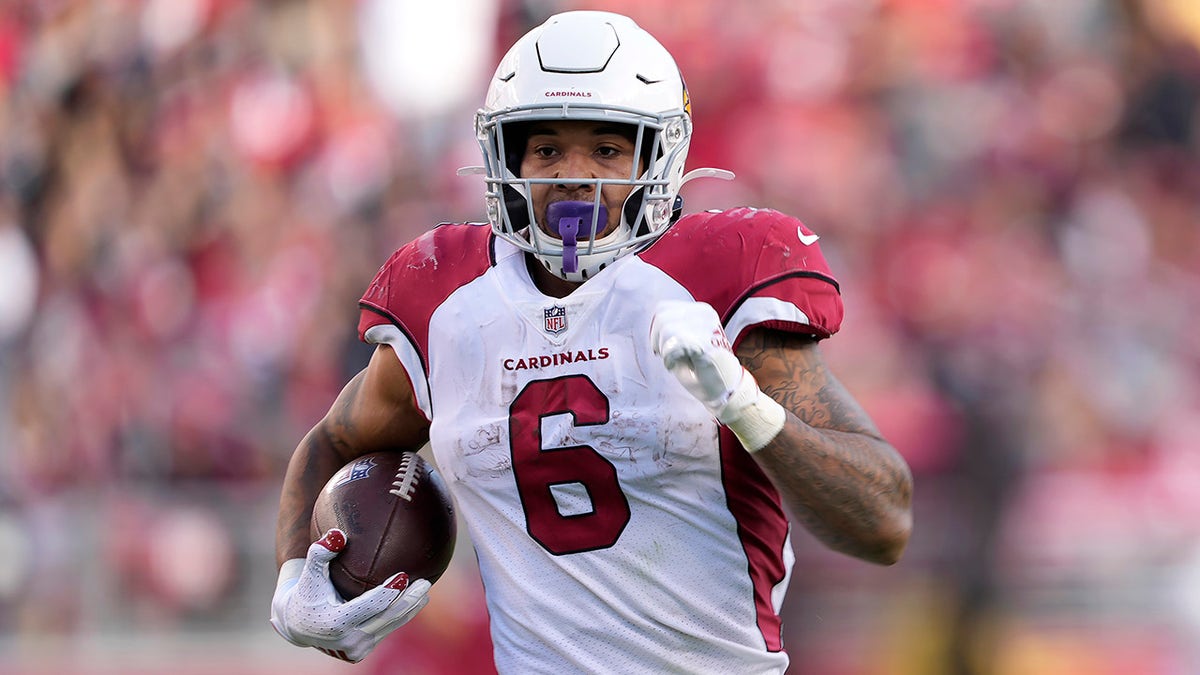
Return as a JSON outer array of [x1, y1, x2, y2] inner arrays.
[[554, 151, 596, 191]]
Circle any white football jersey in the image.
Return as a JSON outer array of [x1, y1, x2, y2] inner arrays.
[[358, 208, 844, 674]]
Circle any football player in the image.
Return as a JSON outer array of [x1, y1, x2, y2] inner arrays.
[[271, 10, 913, 672]]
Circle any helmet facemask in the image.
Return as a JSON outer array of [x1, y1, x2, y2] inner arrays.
[[478, 107, 688, 281]]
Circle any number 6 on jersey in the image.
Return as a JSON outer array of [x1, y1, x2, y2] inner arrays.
[[509, 375, 631, 555]]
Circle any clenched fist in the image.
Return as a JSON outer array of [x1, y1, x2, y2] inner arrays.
[[650, 300, 786, 452]]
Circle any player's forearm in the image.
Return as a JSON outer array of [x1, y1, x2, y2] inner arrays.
[[275, 358, 432, 568], [752, 420, 912, 565], [275, 423, 349, 567], [735, 330, 913, 564]]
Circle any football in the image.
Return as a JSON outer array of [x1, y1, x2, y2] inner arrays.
[[310, 451, 456, 599]]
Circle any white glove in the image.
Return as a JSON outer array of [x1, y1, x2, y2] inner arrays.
[[270, 529, 431, 663], [650, 300, 786, 452]]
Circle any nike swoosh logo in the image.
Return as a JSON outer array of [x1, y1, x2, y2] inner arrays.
[[797, 228, 820, 246]]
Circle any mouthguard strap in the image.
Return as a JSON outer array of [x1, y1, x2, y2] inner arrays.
[[547, 201, 607, 274]]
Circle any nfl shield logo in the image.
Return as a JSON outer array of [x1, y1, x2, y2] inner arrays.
[[544, 305, 567, 335], [333, 456, 377, 488]]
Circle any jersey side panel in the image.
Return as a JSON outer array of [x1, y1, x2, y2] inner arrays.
[[720, 426, 791, 651]]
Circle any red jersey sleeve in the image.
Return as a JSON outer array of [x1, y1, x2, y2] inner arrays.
[[640, 207, 844, 343], [358, 223, 495, 364]]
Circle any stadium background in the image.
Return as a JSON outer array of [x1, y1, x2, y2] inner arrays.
[[1, 0, 1198, 673]]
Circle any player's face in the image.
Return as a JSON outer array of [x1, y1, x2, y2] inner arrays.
[[520, 120, 643, 239]]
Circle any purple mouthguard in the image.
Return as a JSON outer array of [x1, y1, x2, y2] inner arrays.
[[546, 201, 608, 274]]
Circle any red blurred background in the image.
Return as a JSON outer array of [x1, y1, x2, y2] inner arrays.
[[1, 1, 1198, 673]]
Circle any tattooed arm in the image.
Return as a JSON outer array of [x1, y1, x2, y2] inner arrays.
[[274, 345, 431, 568], [737, 329, 913, 565]]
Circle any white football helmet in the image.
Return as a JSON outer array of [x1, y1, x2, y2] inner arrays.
[[463, 11, 732, 281]]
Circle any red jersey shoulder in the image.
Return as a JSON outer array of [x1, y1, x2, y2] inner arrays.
[[358, 223, 493, 344], [640, 207, 840, 317]]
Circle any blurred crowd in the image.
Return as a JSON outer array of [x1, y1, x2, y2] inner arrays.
[[1, 0, 1198, 673]]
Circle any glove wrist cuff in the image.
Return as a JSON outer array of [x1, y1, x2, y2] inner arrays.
[[276, 558, 306, 587], [270, 558, 309, 647], [719, 371, 786, 453]]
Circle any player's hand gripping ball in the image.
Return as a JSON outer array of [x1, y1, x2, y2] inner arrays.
[[269, 530, 432, 663], [310, 451, 457, 599]]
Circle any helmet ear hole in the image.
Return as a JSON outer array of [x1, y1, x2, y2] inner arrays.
[[622, 192, 683, 237], [623, 188, 646, 236]]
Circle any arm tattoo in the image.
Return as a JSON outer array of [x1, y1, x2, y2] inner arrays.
[[738, 330, 913, 564], [323, 373, 366, 460], [740, 331, 878, 436]]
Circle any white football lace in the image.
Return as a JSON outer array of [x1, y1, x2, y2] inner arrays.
[[389, 455, 419, 502]]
